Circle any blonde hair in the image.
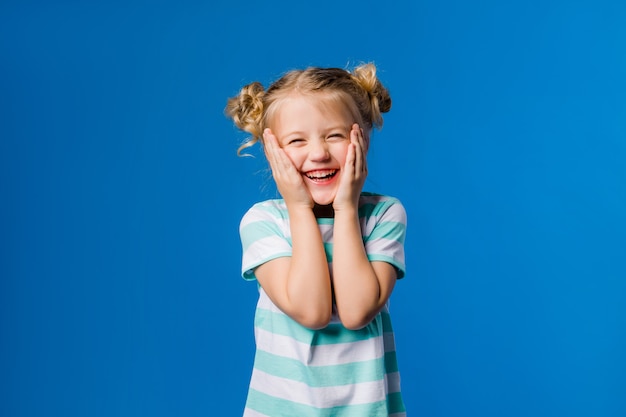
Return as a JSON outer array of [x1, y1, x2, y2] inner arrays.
[[225, 63, 392, 155]]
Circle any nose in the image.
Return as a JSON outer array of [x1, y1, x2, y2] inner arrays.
[[308, 139, 330, 161]]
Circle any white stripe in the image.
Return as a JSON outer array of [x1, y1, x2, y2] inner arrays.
[[243, 408, 271, 417], [249, 369, 387, 408], [240, 201, 287, 224], [384, 332, 397, 351], [386, 371, 402, 393], [319, 222, 334, 235], [366, 235, 404, 249], [256, 288, 284, 312], [255, 327, 384, 366], [242, 237, 292, 277], [246, 234, 291, 257]]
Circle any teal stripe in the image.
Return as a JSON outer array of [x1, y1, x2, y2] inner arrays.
[[323, 242, 333, 262], [358, 198, 395, 218], [255, 308, 382, 345], [254, 200, 288, 216], [387, 392, 406, 414], [358, 202, 381, 218], [316, 217, 334, 225], [254, 350, 385, 386], [246, 388, 390, 417], [242, 252, 293, 280], [384, 351, 399, 373], [240, 220, 286, 251], [380, 310, 393, 331], [365, 221, 406, 243], [367, 255, 405, 276]]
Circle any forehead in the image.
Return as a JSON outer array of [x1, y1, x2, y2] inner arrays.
[[268, 92, 358, 129]]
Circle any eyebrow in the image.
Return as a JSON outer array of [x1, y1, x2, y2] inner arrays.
[[281, 130, 306, 138], [282, 125, 350, 137]]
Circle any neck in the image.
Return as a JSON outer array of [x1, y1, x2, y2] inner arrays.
[[313, 204, 334, 218]]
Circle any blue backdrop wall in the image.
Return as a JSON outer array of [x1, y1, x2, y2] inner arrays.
[[1, 1, 625, 416]]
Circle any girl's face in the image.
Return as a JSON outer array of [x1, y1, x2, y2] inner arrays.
[[269, 94, 365, 206]]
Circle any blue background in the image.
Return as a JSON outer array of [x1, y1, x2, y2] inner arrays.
[[1, 1, 625, 416]]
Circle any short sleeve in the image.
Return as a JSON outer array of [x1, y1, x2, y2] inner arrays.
[[239, 201, 292, 281], [361, 196, 407, 278]]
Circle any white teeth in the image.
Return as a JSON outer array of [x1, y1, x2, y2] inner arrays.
[[306, 170, 336, 180]]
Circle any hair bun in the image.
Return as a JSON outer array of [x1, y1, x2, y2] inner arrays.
[[351, 63, 392, 127], [225, 82, 266, 154]]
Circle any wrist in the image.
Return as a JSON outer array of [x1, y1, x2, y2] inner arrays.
[[332, 205, 359, 218], [332, 198, 359, 214], [287, 204, 315, 218]]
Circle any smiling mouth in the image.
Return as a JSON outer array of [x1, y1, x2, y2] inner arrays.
[[305, 169, 337, 182]]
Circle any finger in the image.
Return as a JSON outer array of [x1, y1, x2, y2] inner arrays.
[[263, 129, 280, 170], [346, 141, 356, 171], [275, 142, 292, 168], [359, 126, 367, 152], [357, 125, 368, 175], [264, 129, 292, 179], [351, 124, 364, 174], [264, 130, 301, 184]]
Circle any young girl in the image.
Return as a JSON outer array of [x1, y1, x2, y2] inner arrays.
[[226, 63, 407, 417]]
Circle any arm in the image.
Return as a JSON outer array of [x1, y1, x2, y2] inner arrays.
[[331, 124, 399, 329], [254, 131, 332, 329], [254, 207, 332, 329], [332, 209, 398, 330]]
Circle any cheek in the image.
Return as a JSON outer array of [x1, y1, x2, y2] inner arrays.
[[335, 143, 351, 165], [282, 149, 303, 168]]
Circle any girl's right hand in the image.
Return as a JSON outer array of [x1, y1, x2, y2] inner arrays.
[[263, 129, 314, 210]]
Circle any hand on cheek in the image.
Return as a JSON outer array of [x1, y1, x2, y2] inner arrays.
[[333, 124, 368, 212], [263, 129, 313, 209]]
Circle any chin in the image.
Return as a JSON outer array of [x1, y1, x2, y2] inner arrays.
[[307, 185, 337, 206], [311, 194, 335, 207], [312, 199, 333, 206]]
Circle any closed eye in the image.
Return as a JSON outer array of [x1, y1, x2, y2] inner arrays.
[[327, 132, 347, 141]]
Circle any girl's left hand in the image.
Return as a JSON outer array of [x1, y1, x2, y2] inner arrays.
[[333, 123, 367, 212]]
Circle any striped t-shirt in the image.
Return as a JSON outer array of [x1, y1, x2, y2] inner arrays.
[[239, 193, 407, 417]]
